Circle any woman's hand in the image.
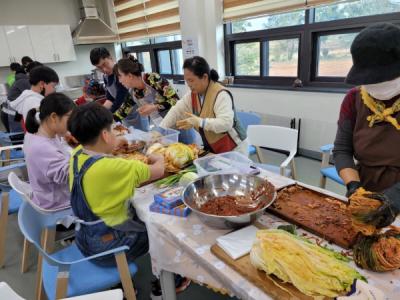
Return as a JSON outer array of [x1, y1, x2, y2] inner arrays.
[[363, 182, 400, 228], [176, 112, 202, 130], [137, 104, 158, 116]]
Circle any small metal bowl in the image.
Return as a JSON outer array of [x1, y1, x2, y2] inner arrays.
[[182, 173, 276, 229]]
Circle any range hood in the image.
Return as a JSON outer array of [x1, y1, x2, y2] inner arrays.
[[72, 0, 118, 45]]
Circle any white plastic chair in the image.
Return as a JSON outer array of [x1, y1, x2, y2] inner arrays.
[[0, 282, 25, 300], [0, 282, 123, 300], [8, 172, 73, 274], [61, 289, 123, 299], [247, 125, 298, 179]]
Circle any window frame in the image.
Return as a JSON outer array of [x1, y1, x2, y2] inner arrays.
[[122, 40, 183, 81], [225, 9, 400, 90]]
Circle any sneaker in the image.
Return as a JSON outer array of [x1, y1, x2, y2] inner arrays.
[[174, 276, 191, 293], [150, 276, 191, 299], [150, 279, 162, 300]]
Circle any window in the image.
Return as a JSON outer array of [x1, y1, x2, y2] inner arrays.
[[128, 51, 152, 73], [171, 48, 183, 75], [125, 38, 150, 47], [316, 32, 357, 77], [137, 52, 152, 73], [234, 42, 260, 76], [122, 35, 183, 79], [157, 48, 183, 75], [267, 38, 299, 77], [232, 10, 305, 33], [154, 34, 182, 43], [315, 0, 400, 22], [158, 50, 172, 74], [225, 0, 400, 88]]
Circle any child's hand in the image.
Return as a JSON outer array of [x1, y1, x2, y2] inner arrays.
[[148, 153, 164, 165], [148, 154, 165, 181], [115, 137, 128, 149]]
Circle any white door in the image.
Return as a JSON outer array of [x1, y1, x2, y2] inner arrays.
[[4, 25, 35, 64], [0, 27, 12, 66], [28, 26, 56, 63], [51, 25, 76, 62]]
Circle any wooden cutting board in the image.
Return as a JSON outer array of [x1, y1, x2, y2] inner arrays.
[[210, 244, 331, 300]]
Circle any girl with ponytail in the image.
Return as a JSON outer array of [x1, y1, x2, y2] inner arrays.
[[160, 56, 248, 154], [24, 92, 75, 210]]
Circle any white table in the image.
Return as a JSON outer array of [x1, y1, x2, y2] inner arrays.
[[132, 170, 400, 300]]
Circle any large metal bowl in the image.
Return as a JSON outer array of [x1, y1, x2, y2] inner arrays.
[[182, 173, 276, 229]]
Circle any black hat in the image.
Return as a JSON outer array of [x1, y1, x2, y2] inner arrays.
[[345, 23, 400, 85]]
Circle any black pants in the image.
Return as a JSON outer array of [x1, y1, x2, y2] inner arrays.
[[1, 111, 10, 132]]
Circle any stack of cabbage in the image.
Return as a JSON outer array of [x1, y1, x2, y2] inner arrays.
[[250, 229, 365, 298], [147, 142, 199, 173]]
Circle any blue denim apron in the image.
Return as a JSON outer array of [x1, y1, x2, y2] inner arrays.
[[71, 150, 148, 265]]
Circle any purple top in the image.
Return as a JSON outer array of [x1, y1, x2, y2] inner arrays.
[[23, 133, 71, 210]]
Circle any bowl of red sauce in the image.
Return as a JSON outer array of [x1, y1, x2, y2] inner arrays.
[[182, 173, 276, 228]]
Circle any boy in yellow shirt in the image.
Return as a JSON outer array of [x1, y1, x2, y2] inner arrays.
[[67, 102, 164, 265]]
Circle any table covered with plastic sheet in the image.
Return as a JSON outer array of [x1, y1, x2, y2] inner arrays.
[[131, 170, 400, 300]]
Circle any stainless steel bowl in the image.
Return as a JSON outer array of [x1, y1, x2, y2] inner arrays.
[[182, 173, 276, 229]]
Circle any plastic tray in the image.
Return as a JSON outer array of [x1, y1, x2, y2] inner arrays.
[[194, 151, 256, 177], [124, 127, 179, 145]]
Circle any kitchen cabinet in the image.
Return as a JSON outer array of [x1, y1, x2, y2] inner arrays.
[[51, 25, 76, 62], [0, 24, 76, 67], [3, 25, 35, 64], [28, 25, 76, 63], [28, 26, 56, 63], [0, 27, 12, 66]]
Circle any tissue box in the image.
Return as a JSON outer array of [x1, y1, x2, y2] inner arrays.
[[153, 187, 184, 209], [149, 202, 191, 217]]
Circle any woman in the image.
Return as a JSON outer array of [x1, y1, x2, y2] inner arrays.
[[114, 56, 179, 130], [23, 93, 75, 210], [333, 23, 400, 228], [160, 56, 247, 154]]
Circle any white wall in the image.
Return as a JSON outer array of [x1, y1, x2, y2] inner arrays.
[[0, 0, 116, 84]]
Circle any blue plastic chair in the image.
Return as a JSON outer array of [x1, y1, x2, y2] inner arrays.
[[0, 163, 26, 268], [0, 131, 24, 146], [237, 111, 262, 156], [0, 144, 24, 167], [18, 201, 138, 300], [8, 171, 74, 274], [319, 144, 344, 188]]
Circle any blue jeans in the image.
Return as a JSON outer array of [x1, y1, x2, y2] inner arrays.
[[76, 228, 149, 267]]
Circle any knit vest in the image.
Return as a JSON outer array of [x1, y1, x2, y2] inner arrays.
[[191, 81, 246, 153]]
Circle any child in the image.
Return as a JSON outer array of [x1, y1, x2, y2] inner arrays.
[[75, 79, 106, 106], [11, 65, 59, 123], [23, 93, 75, 210], [67, 102, 164, 265]]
